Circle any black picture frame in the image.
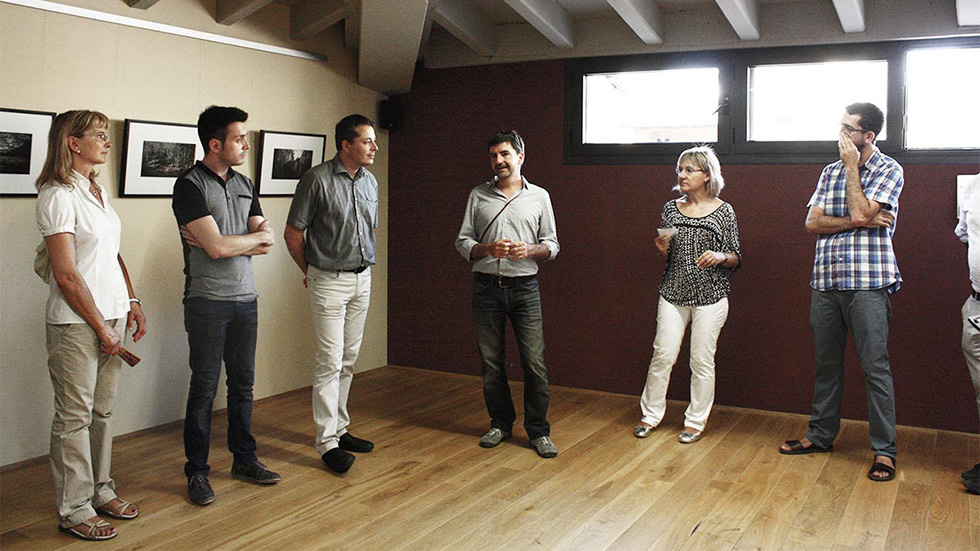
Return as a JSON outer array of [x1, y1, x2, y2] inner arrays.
[[0, 108, 56, 196], [256, 130, 326, 196], [120, 119, 203, 197]]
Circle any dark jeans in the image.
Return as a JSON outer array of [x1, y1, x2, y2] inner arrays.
[[806, 289, 897, 458], [472, 273, 550, 439], [183, 299, 258, 478]]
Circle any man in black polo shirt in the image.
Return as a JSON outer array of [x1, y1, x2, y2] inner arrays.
[[172, 106, 280, 506], [284, 114, 379, 474]]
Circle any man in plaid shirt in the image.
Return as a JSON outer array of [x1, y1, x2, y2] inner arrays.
[[780, 103, 904, 483]]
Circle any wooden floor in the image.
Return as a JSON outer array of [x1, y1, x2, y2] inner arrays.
[[1, 366, 978, 551]]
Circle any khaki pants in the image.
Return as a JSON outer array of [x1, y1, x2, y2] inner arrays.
[[46, 318, 123, 528]]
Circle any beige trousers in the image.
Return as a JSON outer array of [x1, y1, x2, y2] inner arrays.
[[46, 318, 123, 528]]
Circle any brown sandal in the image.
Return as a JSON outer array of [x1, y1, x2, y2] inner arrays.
[[96, 498, 139, 520], [58, 518, 117, 541]]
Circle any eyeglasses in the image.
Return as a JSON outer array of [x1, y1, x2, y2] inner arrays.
[[84, 131, 110, 142], [840, 124, 868, 134], [675, 166, 705, 175]]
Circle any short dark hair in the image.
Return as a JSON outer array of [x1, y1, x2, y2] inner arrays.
[[845, 102, 884, 138], [197, 106, 248, 149], [335, 114, 375, 151], [488, 130, 524, 154]]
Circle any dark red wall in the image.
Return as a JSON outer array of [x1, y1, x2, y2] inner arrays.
[[386, 60, 980, 433]]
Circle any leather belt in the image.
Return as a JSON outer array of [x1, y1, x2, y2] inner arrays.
[[340, 266, 368, 274], [475, 272, 536, 288]]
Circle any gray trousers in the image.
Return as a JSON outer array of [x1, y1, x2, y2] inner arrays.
[[806, 289, 897, 458], [961, 296, 980, 426]]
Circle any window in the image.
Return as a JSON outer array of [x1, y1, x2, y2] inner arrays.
[[583, 68, 720, 144], [905, 47, 980, 149], [565, 37, 978, 164], [747, 60, 888, 141]]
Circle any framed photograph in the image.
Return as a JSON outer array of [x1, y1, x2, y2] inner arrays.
[[256, 130, 326, 196], [1, 108, 56, 196], [120, 119, 203, 197]]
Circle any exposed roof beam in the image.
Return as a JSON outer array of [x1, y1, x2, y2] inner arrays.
[[345, 4, 360, 51], [126, 0, 162, 8], [418, 3, 437, 60], [502, 0, 574, 49], [606, 0, 664, 45], [433, 0, 497, 57], [831, 0, 865, 33], [957, 0, 980, 26], [291, 0, 353, 41], [714, 0, 759, 40], [359, 0, 429, 95], [216, 0, 276, 26]]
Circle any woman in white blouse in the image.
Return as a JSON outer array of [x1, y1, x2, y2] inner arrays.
[[633, 146, 741, 444], [35, 110, 147, 541]]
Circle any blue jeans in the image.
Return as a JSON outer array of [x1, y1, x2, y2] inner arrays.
[[806, 289, 896, 458], [183, 299, 258, 478], [472, 273, 550, 439]]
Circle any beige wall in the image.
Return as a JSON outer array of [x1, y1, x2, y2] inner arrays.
[[0, 1, 387, 466]]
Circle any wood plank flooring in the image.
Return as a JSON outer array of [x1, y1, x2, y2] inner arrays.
[[1, 365, 977, 551]]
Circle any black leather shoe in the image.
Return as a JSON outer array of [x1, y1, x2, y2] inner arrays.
[[339, 433, 374, 453], [964, 476, 980, 495], [322, 448, 355, 473], [962, 463, 980, 480], [232, 461, 281, 485], [188, 474, 215, 506]]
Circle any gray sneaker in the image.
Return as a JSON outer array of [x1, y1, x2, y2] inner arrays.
[[479, 428, 512, 448], [530, 436, 558, 458]]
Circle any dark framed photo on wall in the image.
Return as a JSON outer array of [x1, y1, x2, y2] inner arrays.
[[0, 108, 56, 196], [120, 119, 204, 197], [256, 130, 326, 196]]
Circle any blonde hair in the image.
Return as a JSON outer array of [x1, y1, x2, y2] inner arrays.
[[35, 110, 109, 190], [675, 145, 725, 197]]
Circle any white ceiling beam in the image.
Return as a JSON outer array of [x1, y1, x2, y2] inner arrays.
[[359, 0, 429, 95], [831, 0, 865, 33], [606, 0, 664, 45], [126, 0, 162, 8], [957, 0, 980, 26], [291, 0, 353, 41], [502, 0, 574, 49], [216, 0, 276, 26], [714, 0, 760, 40], [432, 0, 497, 57]]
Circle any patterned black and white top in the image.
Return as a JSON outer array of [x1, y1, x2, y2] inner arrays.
[[659, 199, 741, 307]]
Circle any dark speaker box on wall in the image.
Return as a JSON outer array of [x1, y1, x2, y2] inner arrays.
[[379, 99, 403, 131]]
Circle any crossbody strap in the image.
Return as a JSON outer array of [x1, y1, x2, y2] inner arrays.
[[478, 195, 518, 243]]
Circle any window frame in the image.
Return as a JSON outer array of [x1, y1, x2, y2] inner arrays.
[[564, 36, 980, 165]]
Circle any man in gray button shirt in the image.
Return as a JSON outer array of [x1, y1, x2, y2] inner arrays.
[[455, 130, 560, 458], [285, 114, 379, 474]]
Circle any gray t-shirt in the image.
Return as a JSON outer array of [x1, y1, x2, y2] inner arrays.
[[172, 162, 261, 302], [286, 154, 379, 271]]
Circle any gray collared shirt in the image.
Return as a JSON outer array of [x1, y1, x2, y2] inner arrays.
[[456, 177, 559, 276], [286, 154, 378, 271]]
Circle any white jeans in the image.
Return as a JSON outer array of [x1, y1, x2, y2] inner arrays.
[[307, 266, 371, 455], [639, 296, 729, 432]]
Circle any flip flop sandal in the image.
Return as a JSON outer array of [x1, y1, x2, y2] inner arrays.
[[58, 519, 117, 541], [868, 459, 896, 482], [779, 439, 833, 455], [96, 499, 139, 520]]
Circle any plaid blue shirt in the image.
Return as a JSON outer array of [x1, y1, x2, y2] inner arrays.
[[807, 148, 904, 294]]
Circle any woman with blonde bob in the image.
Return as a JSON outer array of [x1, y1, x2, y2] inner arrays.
[[35, 110, 147, 541], [634, 145, 741, 444]]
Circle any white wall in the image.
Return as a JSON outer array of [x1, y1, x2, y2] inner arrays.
[[0, 1, 388, 466]]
